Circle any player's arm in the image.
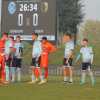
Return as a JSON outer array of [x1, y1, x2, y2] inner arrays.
[[91, 54, 94, 64], [36, 42, 42, 61], [9, 42, 15, 54], [66, 42, 74, 63], [39, 42, 42, 55], [19, 43, 24, 56], [75, 47, 83, 63], [90, 47, 94, 64], [49, 43, 57, 53], [75, 53, 81, 63], [0, 57, 2, 69], [0, 64, 1, 69], [66, 50, 73, 63]]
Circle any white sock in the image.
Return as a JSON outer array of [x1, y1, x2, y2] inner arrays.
[[5, 66, 10, 81], [12, 74, 15, 82], [17, 68, 21, 82], [89, 71, 94, 83], [40, 75, 44, 81], [32, 74, 35, 81], [64, 76, 68, 82], [69, 78, 73, 82], [81, 72, 86, 83]]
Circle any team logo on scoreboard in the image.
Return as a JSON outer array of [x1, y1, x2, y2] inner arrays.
[[41, 2, 48, 13], [8, 2, 16, 15]]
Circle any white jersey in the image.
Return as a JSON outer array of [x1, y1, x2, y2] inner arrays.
[[14, 42, 23, 58], [5, 40, 13, 55], [64, 41, 74, 58], [32, 40, 42, 58], [80, 46, 93, 63]]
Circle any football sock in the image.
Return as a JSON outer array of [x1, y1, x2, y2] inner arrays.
[[64, 76, 68, 82], [17, 68, 21, 82], [5, 65, 9, 81], [89, 71, 95, 85], [81, 72, 86, 84]]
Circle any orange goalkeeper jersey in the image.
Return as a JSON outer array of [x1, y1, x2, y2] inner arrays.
[[0, 40, 5, 49], [40, 42, 56, 68]]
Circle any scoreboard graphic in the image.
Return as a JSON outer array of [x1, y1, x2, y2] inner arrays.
[[1, 0, 56, 40]]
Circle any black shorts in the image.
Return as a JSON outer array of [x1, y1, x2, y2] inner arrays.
[[12, 58, 22, 68], [31, 57, 41, 68], [6, 55, 12, 67], [82, 62, 91, 70], [6, 56, 22, 68], [63, 58, 73, 67]]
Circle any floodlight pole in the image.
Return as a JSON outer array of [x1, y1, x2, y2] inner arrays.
[[55, 0, 59, 47]]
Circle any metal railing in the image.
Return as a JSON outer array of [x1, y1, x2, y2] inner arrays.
[[21, 65, 100, 76]]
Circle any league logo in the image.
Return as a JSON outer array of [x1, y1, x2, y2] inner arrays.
[[8, 2, 16, 15], [41, 2, 48, 13]]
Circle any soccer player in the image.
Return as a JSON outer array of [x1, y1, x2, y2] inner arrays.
[[29, 33, 42, 84], [0, 47, 5, 85], [62, 34, 74, 83], [0, 32, 9, 84], [11, 36, 23, 82], [75, 38, 95, 86], [5, 36, 15, 83], [39, 37, 56, 85]]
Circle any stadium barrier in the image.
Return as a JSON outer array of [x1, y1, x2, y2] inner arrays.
[[21, 65, 100, 76]]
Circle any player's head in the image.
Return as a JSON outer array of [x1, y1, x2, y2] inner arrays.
[[63, 33, 72, 43], [1, 32, 8, 41], [81, 38, 88, 46], [0, 48, 4, 53], [16, 35, 21, 42], [42, 37, 47, 43], [9, 36, 14, 41], [32, 33, 39, 40]]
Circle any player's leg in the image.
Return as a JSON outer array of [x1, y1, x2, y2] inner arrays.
[[38, 57, 47, 85], [28, 58, 38, 84], [80, 70, 86, 85], [63, 67, 69, 82], [1, 61, 5, 83], [38, 67, 48, 85], [40, 67, 44, 81], [1, 62, 9, 84], [10, 57, 16, 82], [28, 66, 38, 84], [39, 54, 49, 84], [63, 58, 69, 83], [68, 59, 73, 83], [31, 67, 38, 82], [39, 66, 48, 84], [35, 68, 39, 78], [87, 64, 95, 86], [16, 59, 22, 82], [5, 60, 10, 83], [44, 67, 48, 81], [16, 67, 21, 82], [32, 58, 37, 81], [5, 54, 13, 83], [68, 67, 73, 83], [0, 63, 2, 83], [11, 67, 16, 82], [80, 63, 87, 85], [36, 56, 41, 81]]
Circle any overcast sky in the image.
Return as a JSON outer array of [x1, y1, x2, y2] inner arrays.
[[84, 0, 100, 20], [0, 0, 100, 21], [0, 0, 1, 14]]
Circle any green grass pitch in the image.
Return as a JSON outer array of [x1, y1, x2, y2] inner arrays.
[[0, 76, 100, 100]]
